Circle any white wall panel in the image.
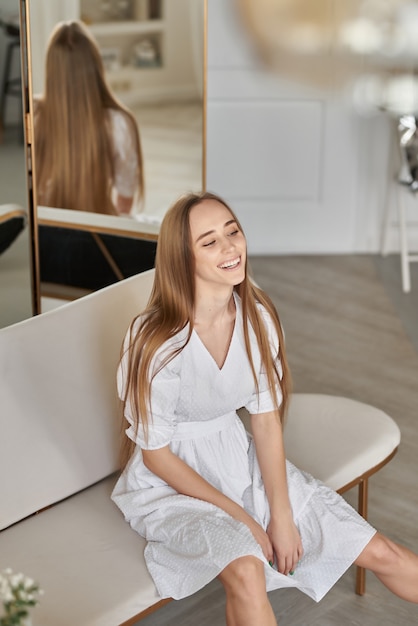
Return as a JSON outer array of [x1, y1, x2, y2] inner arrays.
[[206, 0, 418, 255], [206, 0, 259, 69], [207, 100, 323, 201]]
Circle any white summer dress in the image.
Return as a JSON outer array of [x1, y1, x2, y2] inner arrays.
[[111, 293, 376, 602]]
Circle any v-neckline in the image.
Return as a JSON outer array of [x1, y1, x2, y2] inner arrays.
[[193, 294, 238, 372]]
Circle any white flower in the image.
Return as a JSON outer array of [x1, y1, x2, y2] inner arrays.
[[2, 590, 14, 603], [0, 568, 42, 624], [10, 573, 24, 588], [0, 578, 12, 600]]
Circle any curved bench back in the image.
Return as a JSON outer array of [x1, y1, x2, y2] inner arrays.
[[0, 269, 154, 530]]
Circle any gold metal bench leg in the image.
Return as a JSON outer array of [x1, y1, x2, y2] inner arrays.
[[356, 477, 368, 595]]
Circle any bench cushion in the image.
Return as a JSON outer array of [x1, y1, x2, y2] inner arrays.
[[0, 476, 161, 626], [239, 393, 401, 492], [284, 394, 401, 490]]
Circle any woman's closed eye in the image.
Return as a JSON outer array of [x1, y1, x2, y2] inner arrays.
[[202, 229, 240, 247]]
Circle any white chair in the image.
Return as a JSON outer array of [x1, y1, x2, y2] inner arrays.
[[381, 115, 418, 293]]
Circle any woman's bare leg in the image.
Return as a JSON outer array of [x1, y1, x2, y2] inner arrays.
[[355, 532, 418, 602], [218, 556, 277, 626]]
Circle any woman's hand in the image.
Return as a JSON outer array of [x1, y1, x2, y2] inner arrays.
[[116, 194, 133, 214], [250, 411, 303, 574], [243, 514, 274, 563], [267, 513, 303, 576]]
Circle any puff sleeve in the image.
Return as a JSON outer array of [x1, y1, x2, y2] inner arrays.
[[244, 306, 284, 415], [110, 109, 140, 199], [117, 325, 180, 450]]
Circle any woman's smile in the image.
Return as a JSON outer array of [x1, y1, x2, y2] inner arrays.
[[218, 256, 242, 270]]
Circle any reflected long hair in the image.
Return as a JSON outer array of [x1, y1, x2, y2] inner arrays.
[[34, 20, 144, 214], [120, 191, 292, 467]]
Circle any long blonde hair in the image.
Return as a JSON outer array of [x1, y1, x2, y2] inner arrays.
[[121, 191, 292, 466], [34, 20, 144, 214]]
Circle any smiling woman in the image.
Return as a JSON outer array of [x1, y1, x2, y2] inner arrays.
[[189, 198, 246, 293], [111, 190, 418, 626]]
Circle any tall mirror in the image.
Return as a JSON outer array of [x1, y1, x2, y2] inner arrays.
[[26, 0, 206, 312], [0, 0, 33, 328]]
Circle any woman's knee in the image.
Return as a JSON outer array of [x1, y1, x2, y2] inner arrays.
[[356, 533, 403, 574], [219, 556, 266, 598]]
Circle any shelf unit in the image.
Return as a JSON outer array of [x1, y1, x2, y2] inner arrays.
[[88, 19, 164, 37], [79, 0, 165, 103]]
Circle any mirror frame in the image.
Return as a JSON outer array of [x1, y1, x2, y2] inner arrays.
[[21, 0, 207, 315], [19, 0, 38, 315]]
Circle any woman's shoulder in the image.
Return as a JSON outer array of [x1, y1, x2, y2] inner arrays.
[[234, 289, 272, 319], [107, 108, 135, 135], [241, 289, 280, 343], [256, 301, 274, 325], [235, 289, 272, 321], [129, 316, 190, 364], [130, 314, 189, 340]]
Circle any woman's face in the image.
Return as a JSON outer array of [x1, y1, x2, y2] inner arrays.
[[189, 199, 247, 291]]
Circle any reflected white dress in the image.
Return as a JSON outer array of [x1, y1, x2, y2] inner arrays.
[[111, 294, 376, 602], [106, 109, 139, 203]]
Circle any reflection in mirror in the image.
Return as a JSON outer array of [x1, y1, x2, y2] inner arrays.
[[0, 1, 32, 328], [27, 0, 205, 312], [34, 19, 145, 217], [37, 207, 159, 306]]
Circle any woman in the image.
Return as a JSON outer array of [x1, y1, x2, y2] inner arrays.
[[34, 20, 144, 216], [112, 191, 418, 625]]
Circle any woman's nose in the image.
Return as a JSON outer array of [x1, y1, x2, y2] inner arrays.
[[221, 236, 235, 252], [223, 235, 235, 250]]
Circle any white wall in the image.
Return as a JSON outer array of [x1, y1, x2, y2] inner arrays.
[[29, 0, 80, 95], [29, 0, 203, 104], [206, 0, 414, 255]]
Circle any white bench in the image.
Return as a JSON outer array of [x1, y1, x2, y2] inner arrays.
[[0, 269, 401, 625]]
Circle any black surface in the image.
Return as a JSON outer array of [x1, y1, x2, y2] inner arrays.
[[39, 226, 157, 290]]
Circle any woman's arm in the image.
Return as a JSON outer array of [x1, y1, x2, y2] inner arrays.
[[142, 446, 273, 561], [111, 109, 140, 215], [116, 194, 133, 215], [251, 410, 303, 575]]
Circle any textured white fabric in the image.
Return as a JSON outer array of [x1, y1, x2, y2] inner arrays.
[[108, 109, 139, 198], [112, 295, 376, 602]]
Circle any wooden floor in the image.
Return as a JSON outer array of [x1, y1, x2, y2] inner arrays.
[[136, 254, 418, 625], [132, 101, 203, 219]]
